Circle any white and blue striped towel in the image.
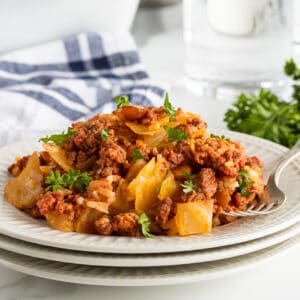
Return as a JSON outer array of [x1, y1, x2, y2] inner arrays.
[[0, 32, 166, 146]]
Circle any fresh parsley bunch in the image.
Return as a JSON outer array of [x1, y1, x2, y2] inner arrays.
[[224, 59, 300, 148]]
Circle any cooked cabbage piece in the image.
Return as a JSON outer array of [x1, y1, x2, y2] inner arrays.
[[5, 152, 43, 209]]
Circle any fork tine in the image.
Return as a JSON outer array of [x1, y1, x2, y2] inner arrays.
[[223, 210, 255, 217], [256, 202, 276, 212], [247, 204, 255, 210], [255, 203, 266, 211], [222, 211, 242, 217]]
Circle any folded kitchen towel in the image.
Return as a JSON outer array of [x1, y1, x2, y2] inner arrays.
[[0, 32, 166, 145]]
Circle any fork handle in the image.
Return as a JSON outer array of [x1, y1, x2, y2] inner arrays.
[[274, 140, 300, 185]]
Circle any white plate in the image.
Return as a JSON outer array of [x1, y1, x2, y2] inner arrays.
[[0, 222, 299, 267], [0, 235, 298, 286], [0, 130, 299, 254]]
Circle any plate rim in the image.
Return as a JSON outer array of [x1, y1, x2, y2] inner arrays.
[[0, 129, 299, 254], [0, 235, 298, 286], [0, 222, 299, 267]]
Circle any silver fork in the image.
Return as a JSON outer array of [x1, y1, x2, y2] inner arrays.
[[223, 140, 300, 217]]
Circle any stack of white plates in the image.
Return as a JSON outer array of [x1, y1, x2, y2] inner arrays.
[[0, 130, 299, 286]]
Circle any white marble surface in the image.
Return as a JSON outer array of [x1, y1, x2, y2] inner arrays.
[[0, 3, 299, 299]]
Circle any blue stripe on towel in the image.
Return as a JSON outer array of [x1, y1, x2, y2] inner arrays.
[[0, 33, 166, 121], [15, 90, 85, 120], [50, 87, 88, 107]]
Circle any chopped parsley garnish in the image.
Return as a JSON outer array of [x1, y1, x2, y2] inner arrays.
[[45, 169, 91, 192], [114, 95, 130, 108], [138, 212, 155, 238], [163, 93, 176, 121], [182, 171, 193, 179], [45, 170, 64, 192], [180, 179, 198, 193], [164, 125, 187, 142], [131, 148, 144, 162], [100, 128, 109, 141], [39, 127, 75, 146], [237, 170, 254, 197], [210, 133, 230, 141]]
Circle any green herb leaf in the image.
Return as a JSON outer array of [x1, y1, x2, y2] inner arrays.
[[224, 89, 300, 148], [100, 128, 109, 141], [164, 126, 187, 142], [163, 93, 176, 121], [225, 60, 300, 148], [237, 170, 254, 197], [210, 133, 230, 141], [182, 171, 193, 179], [138, 212, 155, 238], [284, 59, 300, 80], [180, 179, 198, 193], [131, 148, 144, 162], [45, 169, 91, 192], [73, 172, 92, 192], [45, 170, 64, 192], [114, 95, 130, 108], [39, 127, 75, 146]]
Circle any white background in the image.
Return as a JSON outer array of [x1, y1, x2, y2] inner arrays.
[[0, 3, 299, 299]]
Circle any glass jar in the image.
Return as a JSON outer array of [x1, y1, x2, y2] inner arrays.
[[183, 0, 294, 95]]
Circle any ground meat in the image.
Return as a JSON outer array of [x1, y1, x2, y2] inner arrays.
[[174, 190, 206, 203], [127, 139, 151, 162], [177, 118, 207, 138], [232, 192, 256, 210], [161, 147, 184, 167], [76, 151, 89, 164], [114, 106, 167, 126], [112, 212, 139, 236], [96, 140, 127, 176], [95, 215, 113, 235], [195, 168, 217, 199], [155, 197, 173, 225], [8, 155, 30, 177], [98, 140, 127, 165], [192, 138, 247, 177], [36, 190, 79, 220], [62, 114, 121, 159], [246, 156, 263, 168], [114, 106, 146, 121], [24, 206, 43, 219], [161, 141, 190, 167], [65, 151, 77, 165], [140, 107, 168, 126]]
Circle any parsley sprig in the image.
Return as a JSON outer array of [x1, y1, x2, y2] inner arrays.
[[210, 133, 230, 141], [224, 59, 300, 148], [138, 212, 155, 238], [180, 172, 198, 193], [39, 127, 75, 146], [45, 169, 91, 192], [163, 93, 176, 121], [180, 179, 197, 193], [131, 148, 144, 162], [237, 170, 254, 197], [164, 126, 187, 142], [115, 95, 130, 108], [182, 171, 193, 179], [100, 128, 109, 141]]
